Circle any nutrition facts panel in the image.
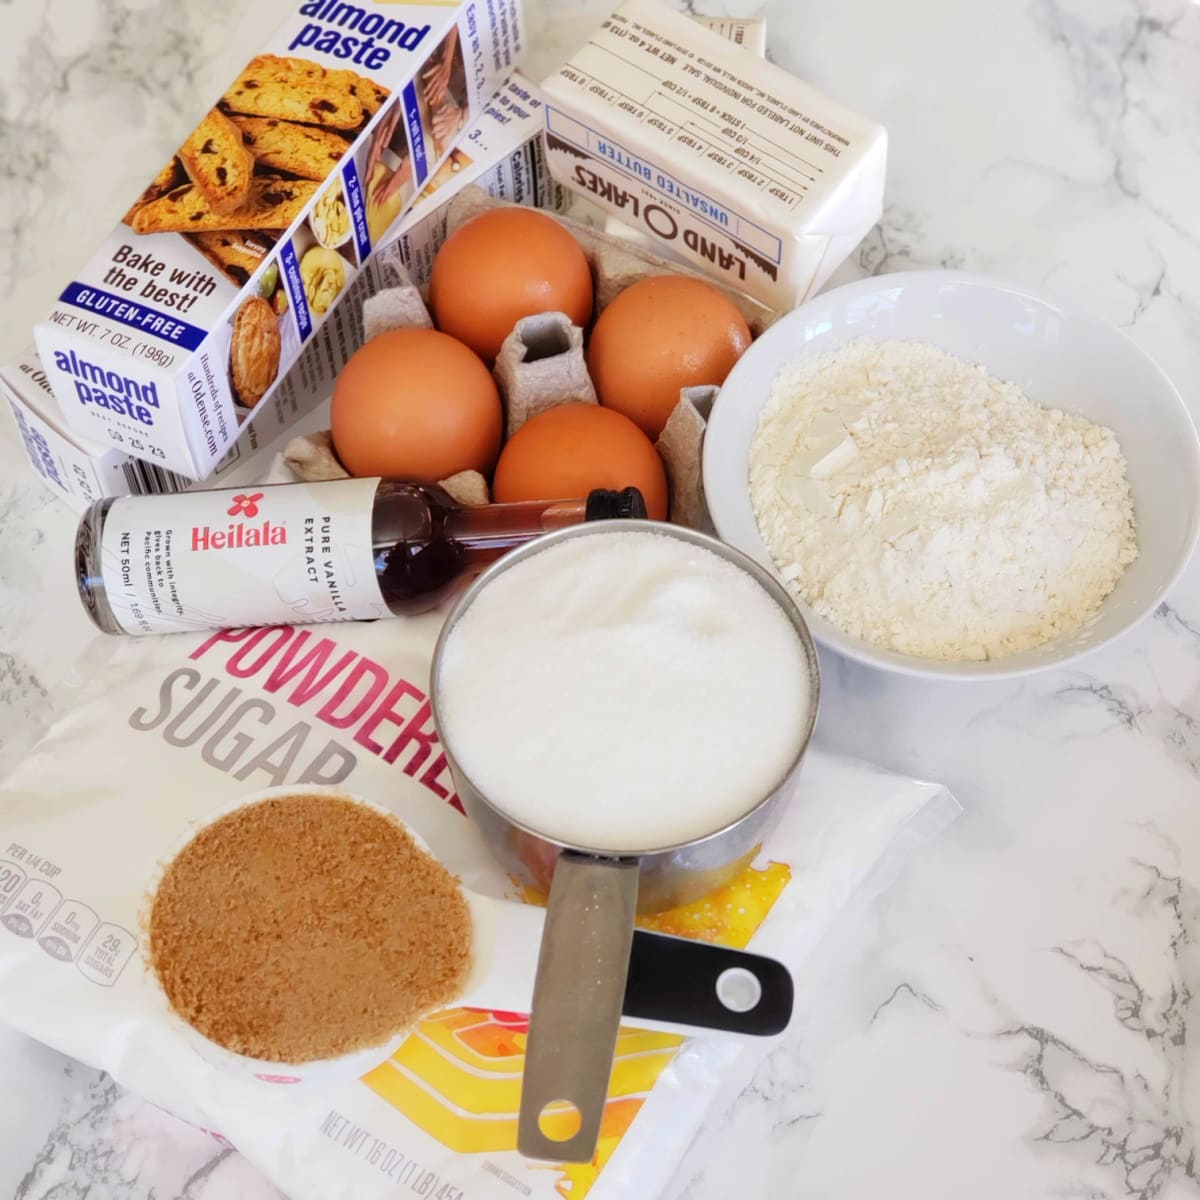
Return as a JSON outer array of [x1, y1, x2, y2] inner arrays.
[[0, 853, 137, 987]]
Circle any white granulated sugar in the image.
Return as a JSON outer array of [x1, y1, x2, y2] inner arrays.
[[749, 339, 1138, 661], [435, 530, 813, 852]]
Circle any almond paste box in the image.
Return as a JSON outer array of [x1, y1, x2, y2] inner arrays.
[[33, 0, 523, 480]]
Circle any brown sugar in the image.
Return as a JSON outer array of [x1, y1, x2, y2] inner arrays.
[[149, 793, 472, 1063]]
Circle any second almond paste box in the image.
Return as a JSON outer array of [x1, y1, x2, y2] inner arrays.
[[540, 0, 886, 310], [33, 0, 523, 480]]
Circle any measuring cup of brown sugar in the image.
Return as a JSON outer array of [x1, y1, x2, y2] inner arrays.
[[431, 521, 820, 1162], [142, 786, 476, 1087], [143, 784, 797, 1088]]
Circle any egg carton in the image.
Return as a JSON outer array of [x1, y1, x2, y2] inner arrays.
[[275, 184, 774, 524]]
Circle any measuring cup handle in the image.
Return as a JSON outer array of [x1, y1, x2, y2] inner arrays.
[[625, 930, 794, 1036], [518, 853, 638, 1163]]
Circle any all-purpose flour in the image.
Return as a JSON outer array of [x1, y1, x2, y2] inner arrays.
[[749, 340, 1138, 661]]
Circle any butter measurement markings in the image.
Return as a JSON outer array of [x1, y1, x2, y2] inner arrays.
[[642, 83, 824, 188], [673, 110, 820, 189], [641, 95, 820, 198], [565, 75, 815, 214], [619, 11, 848, 158], [680, 118, 815, 201], [548, 107, 784, 261], [584, 42, 824, 197]]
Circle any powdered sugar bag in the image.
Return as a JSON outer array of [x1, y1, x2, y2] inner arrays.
[[0, 600, 957, 1200]]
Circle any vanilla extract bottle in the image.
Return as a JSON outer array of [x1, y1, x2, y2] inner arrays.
[[76, 479, 647, 636]]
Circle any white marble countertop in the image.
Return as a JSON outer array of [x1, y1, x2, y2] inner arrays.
[[2, 0, 1199, 1196]]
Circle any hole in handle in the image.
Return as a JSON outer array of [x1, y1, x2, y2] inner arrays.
[[716, 966, 762, 1013], [537, 1100, 583, 1142]]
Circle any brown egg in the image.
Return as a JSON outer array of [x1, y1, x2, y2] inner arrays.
[[331, 329, 502, 481], [429, 208, 594, 364], [587, 275, 752, 439], [493, 403, 669, 521]]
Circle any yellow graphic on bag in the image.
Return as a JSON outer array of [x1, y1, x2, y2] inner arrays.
[[361, 860, 791, 1197]]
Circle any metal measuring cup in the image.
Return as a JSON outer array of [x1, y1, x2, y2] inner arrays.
[[430, 520, 821, 1163]]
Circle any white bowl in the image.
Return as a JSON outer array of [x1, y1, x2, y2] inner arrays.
[[703, 270, 1200, 680]]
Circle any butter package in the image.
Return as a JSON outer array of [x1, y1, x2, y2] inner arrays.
[[694, 14, 767, 57], [602, 12, 767, 261], [541, 0, 886, 311], [33, 0, 523, 481]]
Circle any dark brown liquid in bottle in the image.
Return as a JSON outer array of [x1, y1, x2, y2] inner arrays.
[[75, 480, 647, 636], [371, 483, 645, 615]]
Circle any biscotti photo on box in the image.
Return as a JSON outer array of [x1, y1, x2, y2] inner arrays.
[[33, 0, 523, 480]]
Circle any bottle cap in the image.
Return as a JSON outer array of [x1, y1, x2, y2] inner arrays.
[[585, 488, 648, 521]]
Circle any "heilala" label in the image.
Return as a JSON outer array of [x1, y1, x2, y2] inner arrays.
[[98, 479, 388, 634]]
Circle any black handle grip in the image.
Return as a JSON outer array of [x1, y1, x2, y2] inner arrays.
[[624, 930, 793, 1036]]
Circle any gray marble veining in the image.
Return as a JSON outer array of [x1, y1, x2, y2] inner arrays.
[[1, 0, 1199, 1197]]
